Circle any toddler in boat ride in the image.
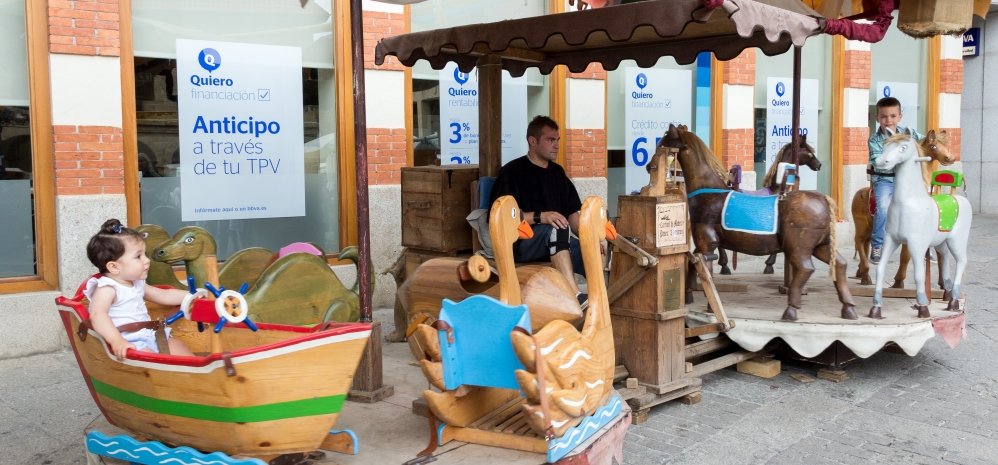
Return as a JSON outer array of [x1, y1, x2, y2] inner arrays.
[[84, 219, 199, 358]]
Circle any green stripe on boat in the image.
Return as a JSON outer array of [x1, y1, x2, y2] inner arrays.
[[91, 378, 344, 423]]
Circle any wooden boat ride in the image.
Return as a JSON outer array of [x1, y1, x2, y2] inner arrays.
[[55, 278, 372, 460]]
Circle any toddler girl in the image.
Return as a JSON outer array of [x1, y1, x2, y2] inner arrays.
[[84, 219, 196, 358]]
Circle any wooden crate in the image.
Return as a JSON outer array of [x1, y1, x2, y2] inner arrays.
[[401, 165, 479, 253]]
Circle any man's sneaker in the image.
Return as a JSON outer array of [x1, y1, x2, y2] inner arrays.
[[870, 246, 883, 265], [576, 292, 588, 310]]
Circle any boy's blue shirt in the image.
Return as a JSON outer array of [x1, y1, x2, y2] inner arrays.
[[868, 125, 923, 183]]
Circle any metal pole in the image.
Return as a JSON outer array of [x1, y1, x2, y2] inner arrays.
[[350, 0, 373, 323], [791, 46, 802, 166]]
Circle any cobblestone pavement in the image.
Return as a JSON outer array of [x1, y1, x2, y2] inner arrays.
[[3, 216, 997, 465], [624, 214, 998, 465]]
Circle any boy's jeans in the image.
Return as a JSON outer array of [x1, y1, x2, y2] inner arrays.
[[871, 178, 894, 250]]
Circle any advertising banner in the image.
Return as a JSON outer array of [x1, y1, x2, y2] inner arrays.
[[623, 67, 692, 195], [177, 39, 304, 221], [765, 77, 818, 191], [438, 62, 527, 166], [875, 81, 919, 130]]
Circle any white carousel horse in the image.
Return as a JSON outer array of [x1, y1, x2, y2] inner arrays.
[[869, 135, 972, 319]]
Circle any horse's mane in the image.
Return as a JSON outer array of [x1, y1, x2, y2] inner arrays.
[[762, 142, 816, 188], [678, 129, 729, 183], [885, 133, 925, 158]]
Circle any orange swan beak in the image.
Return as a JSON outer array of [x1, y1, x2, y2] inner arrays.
[[605, 222, 618, 241], [517, 220, 534, 239]]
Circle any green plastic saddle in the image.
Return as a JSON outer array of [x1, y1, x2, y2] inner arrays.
[[931, 170, 964, 232]]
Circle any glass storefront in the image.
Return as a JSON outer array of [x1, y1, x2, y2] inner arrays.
[[754, 35, 833, 194], [0, 0, 35, 278], [131, 0, 339, 259], [408, 1, 550, 166]]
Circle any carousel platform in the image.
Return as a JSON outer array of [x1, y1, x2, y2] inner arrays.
[[686, 259, 966, 361]]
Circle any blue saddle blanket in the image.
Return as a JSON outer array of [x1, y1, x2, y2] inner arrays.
[[721, 191, 779, 234]]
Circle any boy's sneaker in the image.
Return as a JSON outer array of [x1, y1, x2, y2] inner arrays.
[[870, 246, 883, 265], [576, 292, 588, 311]]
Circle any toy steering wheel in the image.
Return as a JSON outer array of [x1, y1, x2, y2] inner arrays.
[[215, 290, 248, 323]]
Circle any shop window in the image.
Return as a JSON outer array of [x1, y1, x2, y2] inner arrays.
[[408, 1, 551, 168], [0, 1, 36, 279], [131, 0, 339, 260]]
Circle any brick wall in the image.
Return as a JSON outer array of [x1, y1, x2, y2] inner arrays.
[[721, 50, 755, 170], [843, 50, 870, 89], [363, 10, 405, 71], [720, 129, 753, 168], [563, 128, 607, 178], [939, 54, 962, 161], [363, 8, 407, 186], [50, 1, 124, 197], [53, 125, 124, 195], [49, 0, 120, 56], [722, 49, 755, 86], [366, 128, 407, 185], [841, 126, 870, 165], [941, 127, 961, 162], [843, 45, 870, 167], [939, 58, 963, 95]]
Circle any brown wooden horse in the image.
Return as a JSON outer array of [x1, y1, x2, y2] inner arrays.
[[718, 136, 822, 275], [851, 130, 954, 286], [660, 124, 856, 321]]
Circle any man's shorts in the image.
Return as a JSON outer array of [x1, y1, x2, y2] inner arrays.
[[514, 224, 585, 277]]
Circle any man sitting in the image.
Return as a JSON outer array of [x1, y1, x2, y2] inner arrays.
[[489, 115, 587, 307]]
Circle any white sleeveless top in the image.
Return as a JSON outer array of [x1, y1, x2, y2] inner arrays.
[[83, 276, 151, 328]]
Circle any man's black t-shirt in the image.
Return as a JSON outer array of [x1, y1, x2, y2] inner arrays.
[[489, 155, 582, 218]]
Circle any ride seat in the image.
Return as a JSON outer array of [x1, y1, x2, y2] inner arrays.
[[931, 170, 964, 196], [776, 162, 799, 195]]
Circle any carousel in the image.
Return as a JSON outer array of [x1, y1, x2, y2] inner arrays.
[[377, 0, 975, 425]]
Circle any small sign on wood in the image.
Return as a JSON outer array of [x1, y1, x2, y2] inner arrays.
[[655, 203, 686, 248]]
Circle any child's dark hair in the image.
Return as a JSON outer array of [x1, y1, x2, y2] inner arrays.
[[876, 96, 902, 111], [87, 219, 144, 273]]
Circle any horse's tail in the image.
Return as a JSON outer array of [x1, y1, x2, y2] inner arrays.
[[825, 195, 839, 280]]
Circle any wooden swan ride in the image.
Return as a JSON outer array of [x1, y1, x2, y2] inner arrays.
[[412, 195, 629, 463], [398, 203, 583, 339], [55, 278, 371, 460]]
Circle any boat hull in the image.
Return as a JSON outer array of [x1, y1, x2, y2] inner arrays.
[[58, 303, 371, 457]]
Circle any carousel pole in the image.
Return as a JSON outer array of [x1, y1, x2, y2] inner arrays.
[[350, 0, 372, 324], [345, 0, 393, 403], [783, 46, 803, 292]]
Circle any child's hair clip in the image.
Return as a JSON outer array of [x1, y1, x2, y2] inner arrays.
[[112, 224, 123, 234]]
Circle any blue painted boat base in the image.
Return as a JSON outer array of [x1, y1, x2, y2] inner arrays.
[[547, 392, 625, 463], [86, 430, 267, 465]]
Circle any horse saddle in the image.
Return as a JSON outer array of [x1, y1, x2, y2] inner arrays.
[[931, 194, 959, 232], [721, 191, 779, 235]]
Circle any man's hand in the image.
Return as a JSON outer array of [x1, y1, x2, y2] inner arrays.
[[541, 211, 570, 229]]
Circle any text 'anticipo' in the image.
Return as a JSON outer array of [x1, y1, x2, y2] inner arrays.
[[192, 116, 282, 137]]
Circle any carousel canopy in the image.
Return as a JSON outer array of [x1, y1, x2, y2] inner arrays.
[[375, 0, 825, 77]]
